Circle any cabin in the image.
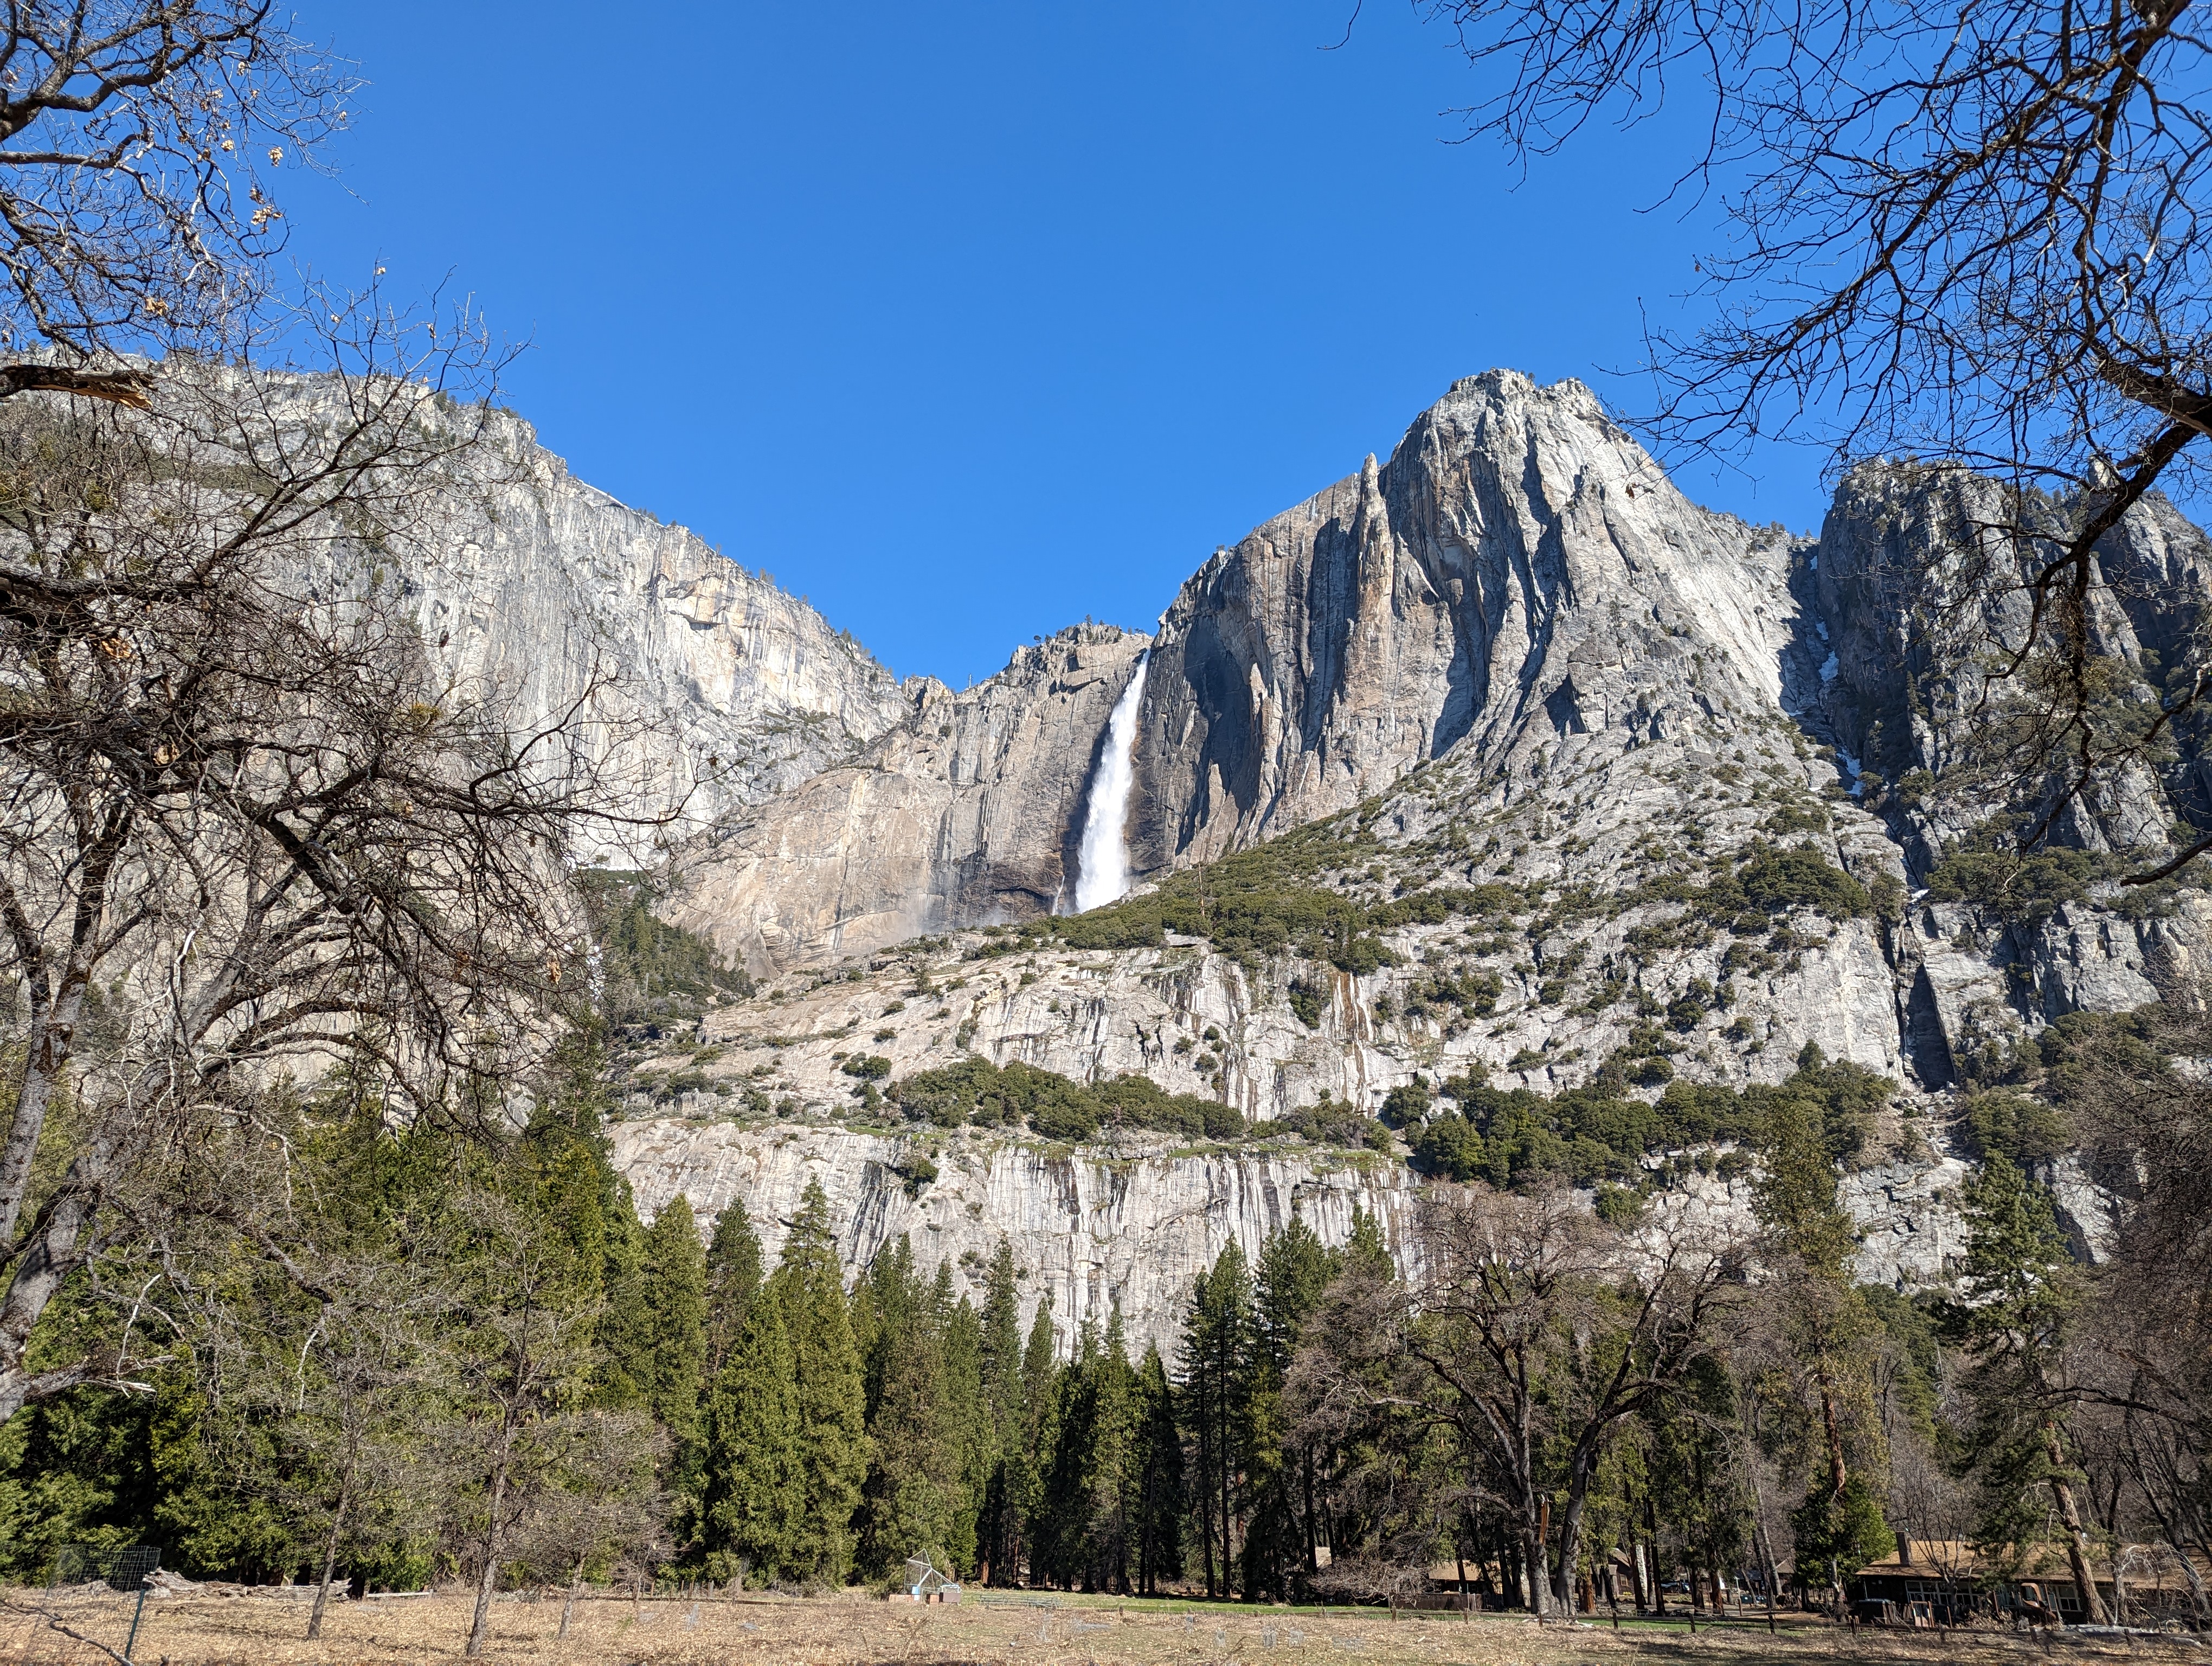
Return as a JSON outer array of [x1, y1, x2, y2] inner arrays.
[[1850, 1535, 2210, 1626]]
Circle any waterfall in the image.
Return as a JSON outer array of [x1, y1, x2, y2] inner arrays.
[[1072, 652, 1150, 912]]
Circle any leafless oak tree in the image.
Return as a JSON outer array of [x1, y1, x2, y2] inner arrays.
[[0, 311, 663, 1427], [0, 1, 346, 402], [1294, 1182, 1744, 1616]]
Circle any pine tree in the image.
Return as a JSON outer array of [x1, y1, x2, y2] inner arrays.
[[854, 1243, 965, 1577], [1754, 1085, 1882, 1597], [1086, 1309, 1139, 1592], [974, 1241, 1026, 1584], [704, 1198, 764, 1376], [939, 1281, 988, 1576], [1343, 1206, 1393, 1280], [1245, 1217, 1336, 1595], [769, 1179, 869, 1582], [639, 1195, 709, 1476], [1953, 1153, 2108, 1623], [1017, 1296, 1060, 1586], [1178, 1242, 1254, 1598], [701, 1293, 802, 1581], [1133, 1343, 1185, 1594]]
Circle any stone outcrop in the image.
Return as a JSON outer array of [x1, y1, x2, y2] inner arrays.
[[1130, 370, 1798, 869], [381, 370, 2204, 1340]]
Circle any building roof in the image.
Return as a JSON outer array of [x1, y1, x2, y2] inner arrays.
[[1855, 1539, 2211, 1591]]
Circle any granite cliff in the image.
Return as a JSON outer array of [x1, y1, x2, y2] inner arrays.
[[360, 403, 923, 857], [393, 371, 2209, 1354], [674, 625, 1150, 974]]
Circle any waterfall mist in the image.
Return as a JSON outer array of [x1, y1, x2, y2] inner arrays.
[[1071, 652, 1149, 912]]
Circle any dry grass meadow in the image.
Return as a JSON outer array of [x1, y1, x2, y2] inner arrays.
[[2, 1586, 2205, 1666]]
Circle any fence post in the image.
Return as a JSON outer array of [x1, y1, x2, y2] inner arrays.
[[124, 1584, 149, 1663]]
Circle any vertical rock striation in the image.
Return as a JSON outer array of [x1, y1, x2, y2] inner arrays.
[[1130, 369, 1796, 869], [354, 407, 920, 857]]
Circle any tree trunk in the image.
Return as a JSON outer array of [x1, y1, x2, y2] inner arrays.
[[466, 1445, 513, 1657], [2044, 1422, 2111, 1625], [1198, 1447, 1217, 1599], [307, 1483, 350, 1640], [1818, 1380, 1849, 1495], [1302, 1448, 1319, 1575], [0, 988, 87, 1244], [1216, 1360, 1232, 1599], [1523, 1522, 1549, 1617], [559, 1552, 584, 1638], [1553, 1477, 1600, 1614]]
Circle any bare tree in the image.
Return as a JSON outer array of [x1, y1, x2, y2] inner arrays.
[[0, 315, 664, 1427], [0, 1, 347, 401], [429, 1186, 660, 1659], [1424, 0, 2212, 872], [1294, 1183, 1744, 1616]]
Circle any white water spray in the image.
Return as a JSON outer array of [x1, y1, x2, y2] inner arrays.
[[1072, 652, 1150, 912]]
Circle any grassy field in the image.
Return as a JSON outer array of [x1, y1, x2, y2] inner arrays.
[[2, 1586, 2202, 1666]]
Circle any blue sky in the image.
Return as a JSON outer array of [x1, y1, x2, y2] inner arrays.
[[291, 2, 1828, 688]]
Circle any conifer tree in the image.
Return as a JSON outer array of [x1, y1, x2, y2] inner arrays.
[[1245, 1218, 1336, 1596], [1343, 1206, 1393, 1280], [1087, 1309, 1140, 1592], [1953, 1154, 2109, 1623], [1017, 1297, 1061, 1585], [704, 1199, 764, 1376], [638, 1196, 709, 1480], [1133, 1343, 1186, 1594], [856, 1242, 963, 1576], [940, 1280, 988, 1575], [975, 1242, 1026, 1584], [700, 1293, 802, 1582], [1754, 1085, 1885, 1597], [1179, 1242, 1255, 1598], [769, 1179, 869, 1581], [1033, 1321, 1097, 1588]]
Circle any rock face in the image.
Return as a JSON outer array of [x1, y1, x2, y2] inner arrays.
[[1130, 371, 1796, 869], [613, 1118, 1416, 1360], [371, 408, 921, 857], [671, 627, 1150, 974], [393, 369, 2205, 1341]]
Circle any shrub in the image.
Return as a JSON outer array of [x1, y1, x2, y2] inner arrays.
[[1960, 1091, 2069, 1166], [1592, 1183, 1646, 1228], [1274, 1100, 1387, 1150], [1735, 842, 1872, 919], [1378, 1079, 1432, 1128], [1037, 822, 1520, 969], [888, 1057, 1239, 1143], [841, 1054, 893, 1081], [1288, 978, 1327, 1029], [1924, 841, 2094, 925]]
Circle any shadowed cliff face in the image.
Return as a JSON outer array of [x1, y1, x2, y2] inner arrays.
[[1127, 369, 1795, 872]]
